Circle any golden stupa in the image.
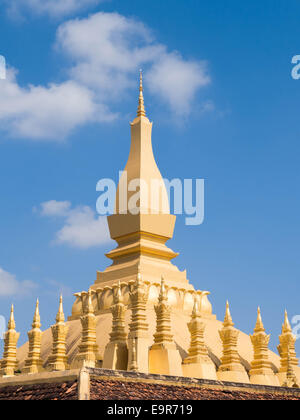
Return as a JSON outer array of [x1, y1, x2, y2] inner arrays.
[[15, 73, 299, 386]]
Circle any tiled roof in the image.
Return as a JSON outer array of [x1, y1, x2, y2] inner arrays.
[[0, 369, 300, 400], [90, 379, 300, 400], [0, 381, 77, 401]]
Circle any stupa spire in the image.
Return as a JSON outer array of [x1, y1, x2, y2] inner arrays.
[[23, 299, 43, 374], [127, 265, 150, 373], [103, 283, 128, 370], [282, 309, 292, 333], [56, 295, 65, 323], [72, 290, 100, 369], [48, 296, 69, 372], [96, 68, 184, 294], [8, 304, 16, 330], [254, 307, 265, 333], [249, 307, 279, 386], [158, 276, 167, 303], [0, 304, 20, 377], [182, 296, 217, 380], [32, 299, 41, 329], [217, 301, 249, 383], [224, 300, 234, 327], [149, 275, 183, 376], [137, 70, 146, 117], [192, 296, 200, 317], [277, 310, 299, 383], [116, 281, 124, 304]]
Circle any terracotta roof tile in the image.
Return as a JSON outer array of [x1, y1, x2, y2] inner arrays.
[[90, 379, 300, 400], [0, 376, 299, 400], [0, 381, 77, 401]]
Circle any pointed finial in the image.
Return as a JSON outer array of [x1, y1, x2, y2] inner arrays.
[[192, 296, 200, 317], [86, 289, 94, 314], [32, 299, 41, 329], [8, 304, 16, 330], [282, 310, 292, 333], [59, 294, 63, 310], [224, 301, 234, 327], [254, 306, 265, 332], [56, 295, 65, 323], [158, 275, 167, 303], [117, 281, 123, 302], [137, 70, 146, 117]]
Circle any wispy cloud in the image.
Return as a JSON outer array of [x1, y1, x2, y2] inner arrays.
[[0, 267, 37, 297], [147, 52, 210, 116], [0, 69, 115, 141], [57, 12, 211, 115], [5, 0, 102, 19], [0, 12, 211, 141], [39, 200, 72, 217], [37, 200, 111, 249]]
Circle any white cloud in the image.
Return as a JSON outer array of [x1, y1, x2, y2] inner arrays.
[[147, 53, 210, 115], [38, 200, 111, 248], [40, 200, 71, 216], [0, 267, 37, 297], [57, 12, 210, 110], [6, 0, 102, 19], [0, 69, 115, 141], [56, 12, 164, 98], [0, 12, 211, 141]]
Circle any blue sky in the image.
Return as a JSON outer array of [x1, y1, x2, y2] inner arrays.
[[0, 0, 300, 355]]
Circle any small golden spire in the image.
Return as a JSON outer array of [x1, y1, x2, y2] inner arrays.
[[23, 299, 43, 374], [183, 295, 217, 379], [86, 290, 94, 314], [152, 276, 174, 347], [224, 301, 234, 327], [137, 70, 146, 117], [56, 295, 65, 323], [277, 311, 299, 381], [218, 301, 249, 383], [282, 310, 292, 333], [192, 296, 200, 317], [128, 265, 149, 373], [8, 304, 16, 330], [103, 282, 127, 370], [48, 295, 69, 372], [249, 307, 278, 385], [117, 281, 123, 303], [0, 304, 20, 377], [72, 288, 100, 369], [112, 282, 124, 304], [254, 307, 265, 333], [159, 275, 167, 302], [32, 299, 41, 329]]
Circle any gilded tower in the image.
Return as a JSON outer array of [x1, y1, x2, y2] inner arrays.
[[70, 71, 213, 320], [95, 71, 189, 289]]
